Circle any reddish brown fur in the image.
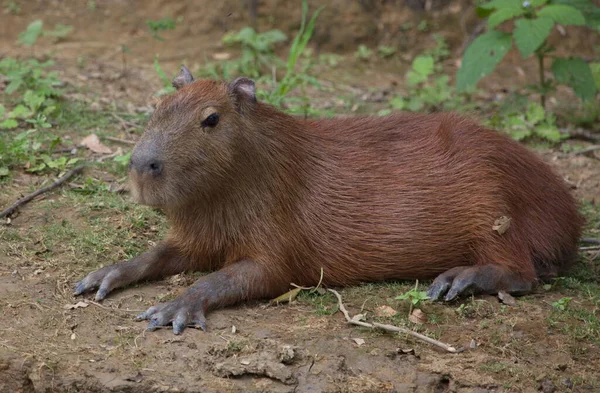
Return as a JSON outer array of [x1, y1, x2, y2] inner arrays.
[[131, 79, 583, 298]]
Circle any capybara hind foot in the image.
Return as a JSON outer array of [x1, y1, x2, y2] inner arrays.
[[426, 265, 534, 301]]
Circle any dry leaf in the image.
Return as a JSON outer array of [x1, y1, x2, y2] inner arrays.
[[351, 313, 366, 323], [270, 287, 302, 305], [497, 290, 517, 306], [212, 52, 232, 61], [64, 301, 89, 310], [492, 216, 511, 235], [375, 305, 397, 317], [81, 133, 112, 154], [408, 308, 427, 324], [352, 338, 365, 346]]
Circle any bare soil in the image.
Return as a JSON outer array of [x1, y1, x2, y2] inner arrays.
[[1, 1, 599, 392]]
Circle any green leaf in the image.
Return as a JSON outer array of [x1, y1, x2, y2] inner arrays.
[[0, 119, 19, 129], [456, 31, 512, 92], [551, 57, 598, 100], [0, 104, 5, 118], [412, 55, 434, 77], [549, 0, 600, 29], [17, 19, 43, 46], [526, 102, 545, 123], [590, 63, 600, 89], [537, 5, 585, 25], [529, 0, 548, 7], [488, 8, 526, 28], [480, 0, 523, 10], [0, 167, 9, 177], [9, 105, 32, 119], [534, 124, 563, 142], [513, 17, 553, 58], [476, 6, 494, 18], [5, 79, 22, 94], [389, 96, 406, 109]]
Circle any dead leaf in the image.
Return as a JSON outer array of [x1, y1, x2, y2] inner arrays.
[[270, 287, 302, 305], [81, 133, 112, 154], [492, 216, 511, 235], [497, 290, 517, 306], [408, 308, 427, 324], [375, 305, 397, 317], [212, 52, 232, 61], [351, 313, 366, 323], [352, 338, 365, 346], [64, 301, 89, 310]]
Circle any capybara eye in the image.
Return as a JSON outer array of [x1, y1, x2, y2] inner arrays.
[[202, 113, 220, 128]]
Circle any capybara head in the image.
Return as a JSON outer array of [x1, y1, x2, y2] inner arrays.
[[128, 66, 257, 208]]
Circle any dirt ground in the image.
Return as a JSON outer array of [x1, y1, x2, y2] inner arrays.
[[1, 1, 599, 392]]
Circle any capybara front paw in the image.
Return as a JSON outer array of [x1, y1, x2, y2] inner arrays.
[[74, 265, 121, 301], [426, 265, 533, 301], [136, 296, 207, 335]]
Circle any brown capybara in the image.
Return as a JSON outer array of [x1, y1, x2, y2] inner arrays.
[[75, 66, 584, 334]]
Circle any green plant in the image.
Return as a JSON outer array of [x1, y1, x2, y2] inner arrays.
[[152, 56, 176, 96], [395, 288, 430, 307], [221, 27, 287, 78], [458, 0, 600, 107], [387, 54, 470, 113], [4, 1, 20, 14], [354, 44, 373, 61], [552, 297, 573, 311], [264, 1, 324, 111], [17, 20, 72, 47], [377, 45, 396, 59], [146, 17, 180, 41], [489, 101, 564, 142]]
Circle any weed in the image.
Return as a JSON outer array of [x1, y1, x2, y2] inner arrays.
[[458, 0, 600, 106], [146, 17, 180, 41], [377, 45, 396, 59], [552, 297, 573, 311], [486, 101, 564, 142], [17, 19, 72, 47], [4, 1, 20, 14], [354, 45, 373, 61], [221, 27, 287, 78], [395, 288, 429, 307], [152, 56, 176, 96], [386, 52, 471, 113]]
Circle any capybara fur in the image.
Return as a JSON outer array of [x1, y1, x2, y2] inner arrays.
[[75, 67, 583, 334]]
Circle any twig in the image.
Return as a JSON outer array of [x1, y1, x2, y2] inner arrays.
[[560, 145, 600, 158], [110, 112, 140, 129], [581, 238, 600, 245], [105, 136, 137, 146], [580, 245, 600, 251], [565, 128, 600, 143], [327, 289, 457, 353], [0, 164, 85, 219], [372, 322, 458, 353]]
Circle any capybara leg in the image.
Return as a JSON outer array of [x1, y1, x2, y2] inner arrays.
[[136, 259, 285, 335], [426, 265, 533, 301], [74, 241, 189, 301]]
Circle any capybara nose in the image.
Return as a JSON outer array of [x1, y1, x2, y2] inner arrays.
[[129, 152, 163, 177]]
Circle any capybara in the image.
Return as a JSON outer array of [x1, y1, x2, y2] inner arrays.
[[75, 66, 583, 334]]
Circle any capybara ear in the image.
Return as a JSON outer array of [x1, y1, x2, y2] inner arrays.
[[228, 77, 257, 111], [172, 65, 195, 89]]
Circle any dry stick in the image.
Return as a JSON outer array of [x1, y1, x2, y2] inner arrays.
[[0, 164, 85, 219], [110, 112, 140, 129], [580, 245, 600, 251], [327, 289, 457, 353], [104, 136, 137, 146], [560, 145, 600, 158], [581, 238, 600, 245]]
